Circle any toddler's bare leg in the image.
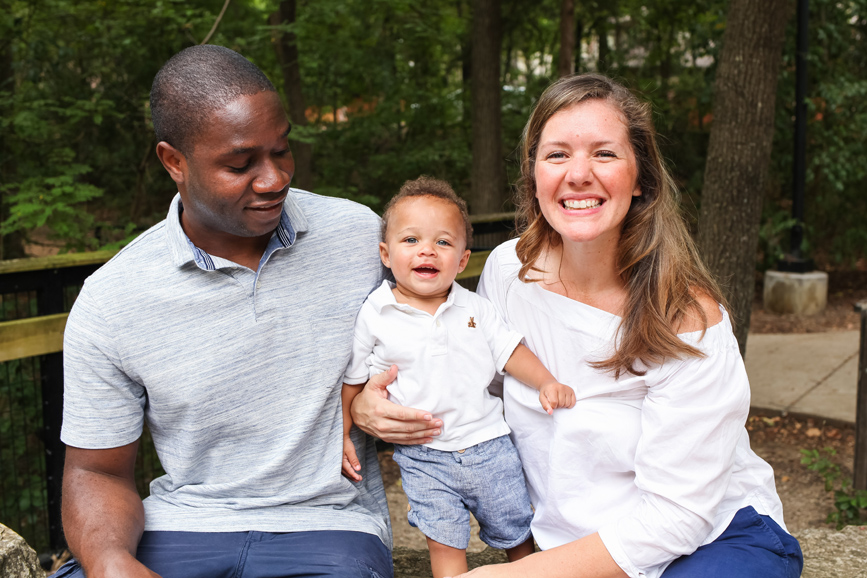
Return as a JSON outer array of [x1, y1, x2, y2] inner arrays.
[[426, 536, 468, 578], [505, 536, 534, 561]]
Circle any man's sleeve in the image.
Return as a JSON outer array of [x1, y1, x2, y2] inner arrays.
[[61, 286, 146, 449]]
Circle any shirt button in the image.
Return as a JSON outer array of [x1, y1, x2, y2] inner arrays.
[[436, 320, 441, 327], [256, 281, 261, 290]]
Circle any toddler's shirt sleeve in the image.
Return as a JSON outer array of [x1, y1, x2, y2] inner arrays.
[[342, 300, 377, 385], [474, 292, 523, 375]]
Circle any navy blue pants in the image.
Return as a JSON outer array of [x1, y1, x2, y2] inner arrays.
[[54, 530, 393, 578], [662, 507, 803, 578]]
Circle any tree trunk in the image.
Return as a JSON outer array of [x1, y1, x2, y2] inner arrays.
[[0, 19, 24, 260], [574, 17, 583, 74], [596, 14, 609, 72], [271, 0, 313, 192], [470, 0, 504, 214], [697, 0, 791, 356], [558, 0, 575, 78]]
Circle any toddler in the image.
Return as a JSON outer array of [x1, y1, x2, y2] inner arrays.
[[341, 177, 575, 578]]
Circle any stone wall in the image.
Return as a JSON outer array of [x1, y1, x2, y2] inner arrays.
[[0, 523, 43, 578], [3, 523, 866, 577], [795, 526, 867, 578], [394, 527, 867, 577]]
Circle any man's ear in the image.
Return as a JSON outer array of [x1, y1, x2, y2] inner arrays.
[[155, 141, 187, 186], [379, 242, 391, 269]]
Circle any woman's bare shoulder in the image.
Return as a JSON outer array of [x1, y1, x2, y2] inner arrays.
[[676, 291, 723, 334]]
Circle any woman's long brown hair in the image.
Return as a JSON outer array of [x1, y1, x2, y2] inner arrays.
[[514, 74, 726, 377]]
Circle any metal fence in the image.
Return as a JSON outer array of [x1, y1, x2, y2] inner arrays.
[[0, 256, 165, 553], [0, 213, 514, 555]]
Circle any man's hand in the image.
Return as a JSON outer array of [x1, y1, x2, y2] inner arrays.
[[350, 365, 443, 444], [539, 381, 576, 415], [90, 552, 163, 578]]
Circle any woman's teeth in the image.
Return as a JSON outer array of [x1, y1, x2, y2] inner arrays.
[[563, 199, 602, 210]]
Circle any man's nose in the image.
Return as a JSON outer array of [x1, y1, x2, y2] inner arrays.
[[253, 157, 294, 193]]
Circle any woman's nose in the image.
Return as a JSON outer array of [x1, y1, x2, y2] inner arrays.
[[567, 158, 592, 185]]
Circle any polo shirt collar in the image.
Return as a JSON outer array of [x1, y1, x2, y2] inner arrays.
[[367, 279, 469, 314], [165, 191, 309, 270]]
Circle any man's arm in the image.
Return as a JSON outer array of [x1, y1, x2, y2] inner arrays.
[[62, 441, 161, 578], [350, 365, 443, 443]]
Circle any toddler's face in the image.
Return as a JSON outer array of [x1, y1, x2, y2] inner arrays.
[[380, 196, 471, 304]]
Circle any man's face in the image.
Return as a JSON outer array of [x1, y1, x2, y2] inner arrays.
[[174, 91, 295, 244]]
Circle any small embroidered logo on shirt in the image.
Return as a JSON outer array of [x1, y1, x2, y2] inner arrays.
[[468, 317, 477, 328]]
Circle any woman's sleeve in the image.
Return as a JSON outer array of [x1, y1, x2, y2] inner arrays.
[[597, 325, 751, 577]]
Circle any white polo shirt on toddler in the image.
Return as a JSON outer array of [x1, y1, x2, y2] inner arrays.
[[343, 280, 523, 451]]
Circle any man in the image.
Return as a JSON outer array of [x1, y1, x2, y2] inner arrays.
[[57, 45, 439, 578]]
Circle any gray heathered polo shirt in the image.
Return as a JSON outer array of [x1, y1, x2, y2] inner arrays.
[[61, 190, 391, 546]]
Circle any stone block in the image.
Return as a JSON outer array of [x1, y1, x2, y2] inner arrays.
[[796, 526, 867, 578], [764, 270, 829, 316], [393, 546, 507, 577], [394, 528, 867, 577], [0, 523, 43, 578]]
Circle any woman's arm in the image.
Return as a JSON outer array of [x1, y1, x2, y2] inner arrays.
[[448, 533, 627, 578]]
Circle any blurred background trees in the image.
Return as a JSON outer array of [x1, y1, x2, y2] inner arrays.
[[1, 0, 865, 273]]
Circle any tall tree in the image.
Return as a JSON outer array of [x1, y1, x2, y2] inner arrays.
[[558, 0, 575, 77], [470, 0, 504, 214], [697, 0, 791, 355], [0, 6, 26, 259], [273, 0, 314, 191]]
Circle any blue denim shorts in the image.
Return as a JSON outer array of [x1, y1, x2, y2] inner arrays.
[[393, 434, 534, 550]]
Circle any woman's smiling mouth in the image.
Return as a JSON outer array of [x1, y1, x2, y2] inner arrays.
[[563, 198, 602, 210]]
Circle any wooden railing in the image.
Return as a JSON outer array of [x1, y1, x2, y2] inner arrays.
[[0, 212, 514, 552], [0, 251, 116, 362]]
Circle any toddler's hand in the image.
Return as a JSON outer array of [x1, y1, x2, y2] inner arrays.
[[342, 436, 363, 482], [539, 381, 576, 415]]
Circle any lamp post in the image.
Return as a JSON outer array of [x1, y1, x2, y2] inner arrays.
[[778, 0, 812, 273], [763, 0, 827, 316]]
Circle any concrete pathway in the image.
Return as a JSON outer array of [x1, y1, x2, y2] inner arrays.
[[745, 330, 861, 423]]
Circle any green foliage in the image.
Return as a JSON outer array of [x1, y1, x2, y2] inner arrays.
[[0, 0, 863, 266], [768, 0, 867, 267], [801, 447, 867, 529], [0, 357, 49, 553]]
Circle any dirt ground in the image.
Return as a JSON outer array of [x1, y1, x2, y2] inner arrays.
[[381, 270, 867, 545], [745, 270, 867, 531]]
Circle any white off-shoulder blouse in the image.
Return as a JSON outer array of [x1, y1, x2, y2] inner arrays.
[[478, 239, 787, 578]]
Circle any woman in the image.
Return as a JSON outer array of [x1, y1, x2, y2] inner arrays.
[[352, 74, 803, 578], [453, 74, 802, 577]]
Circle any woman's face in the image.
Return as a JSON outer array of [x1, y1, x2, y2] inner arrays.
[[534, 99, 641, 247]]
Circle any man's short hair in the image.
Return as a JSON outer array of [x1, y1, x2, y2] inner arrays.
[[150, 45, 277, 155], [381, 176, 473, 249]]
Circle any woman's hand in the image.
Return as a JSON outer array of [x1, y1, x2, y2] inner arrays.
[[349, 365, 443, 444]]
